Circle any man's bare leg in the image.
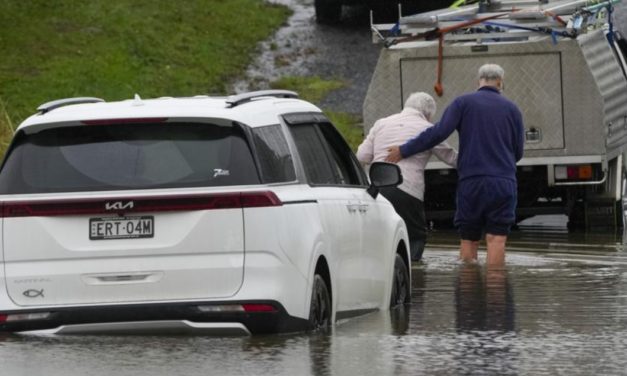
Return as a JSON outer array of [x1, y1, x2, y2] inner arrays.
[[460, 240, 479, 263], [485, 233, 507, 268]]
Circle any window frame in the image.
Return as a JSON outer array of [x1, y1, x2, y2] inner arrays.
[[284, 112, 368, 188], [0, 121, 265, 194], [245, 123, 298, 185]]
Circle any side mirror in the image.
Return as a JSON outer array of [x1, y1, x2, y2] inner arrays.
[[367, 162, 403, 198]]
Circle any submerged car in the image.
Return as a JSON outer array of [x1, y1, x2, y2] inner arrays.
[[0, 90, 410, 335]]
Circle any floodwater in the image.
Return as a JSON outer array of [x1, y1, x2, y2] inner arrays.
[[2, 216, 627, 375], [4, 2, 627, 375]]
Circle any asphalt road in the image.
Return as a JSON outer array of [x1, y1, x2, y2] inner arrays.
[[232, 0, 380, 116]]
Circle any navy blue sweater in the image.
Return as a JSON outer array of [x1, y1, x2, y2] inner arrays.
[[400, 86, 525, 182]]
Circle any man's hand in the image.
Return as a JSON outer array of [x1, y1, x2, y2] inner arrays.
[[386, 146, 403, 163]]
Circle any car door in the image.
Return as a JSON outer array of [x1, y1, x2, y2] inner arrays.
[[314, 123, 390, 307], [313, 122, 384, 310], [287, 121, 364, 312]]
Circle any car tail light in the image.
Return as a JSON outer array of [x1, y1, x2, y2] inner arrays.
[[555, 164, 595, 181], [1, 191, 282, 218], [81, 118, 168, 125], [241, 191, 282, 208], [0, 312, 50, 322], [197, 304, 277, 313], [242, 304, 277, 312]]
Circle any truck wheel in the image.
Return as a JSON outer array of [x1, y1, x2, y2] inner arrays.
[[315, 0, 341, 24], [567, 199, 585, 231], [308, 274, 331, 330], [390, 253, 410, 308]]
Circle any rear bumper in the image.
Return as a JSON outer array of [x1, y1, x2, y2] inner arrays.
[[0, 300, 308, 335]]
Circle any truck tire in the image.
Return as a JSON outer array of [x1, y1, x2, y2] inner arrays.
[[315, 0, 341, 24]]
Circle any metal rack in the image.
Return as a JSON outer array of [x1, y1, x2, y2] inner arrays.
[[371, 0, 621, 46]]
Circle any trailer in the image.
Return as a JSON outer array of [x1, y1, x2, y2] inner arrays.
[[364, 0, 627, 229]]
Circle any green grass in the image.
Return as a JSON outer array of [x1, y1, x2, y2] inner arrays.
[[270, 76, 344, 103], [0, 99, 14, 152], [325, 111, 364, 151], [270, 76, 364, 151], [0, 0, 291, 141]]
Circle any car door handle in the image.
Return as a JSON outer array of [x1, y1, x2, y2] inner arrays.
[[358, 204, 369, 213], [82, 271, 164, 285], [347, 202, 359, 213]]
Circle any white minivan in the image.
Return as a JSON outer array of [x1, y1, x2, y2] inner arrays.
[[0, 90, 410, 335]]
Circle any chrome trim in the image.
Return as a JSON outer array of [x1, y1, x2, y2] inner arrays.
[[553, 171, 607, 186], [18, 320, 251, 336]]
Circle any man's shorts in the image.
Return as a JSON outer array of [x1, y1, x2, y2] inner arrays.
[[454, 176, 517, 241]]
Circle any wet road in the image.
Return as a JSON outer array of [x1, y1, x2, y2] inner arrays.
[[232, 0, 380, 116], [2, 220, 627, 375]]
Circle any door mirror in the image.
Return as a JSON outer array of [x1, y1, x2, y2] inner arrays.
[[367, 162, 403, 198]]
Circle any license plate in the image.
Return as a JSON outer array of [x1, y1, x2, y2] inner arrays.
[[89, 216, 154, 240]]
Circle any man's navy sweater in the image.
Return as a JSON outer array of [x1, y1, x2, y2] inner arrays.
[[399, 86, 525, 182]]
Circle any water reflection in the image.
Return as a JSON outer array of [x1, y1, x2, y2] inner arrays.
[[452, 265, 517, 375], [5, 226, 627, 375], [455, 265, 514, 332]]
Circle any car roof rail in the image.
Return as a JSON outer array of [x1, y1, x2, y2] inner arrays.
[[225, 90, 298, 108], [37, 97, 105, 114]]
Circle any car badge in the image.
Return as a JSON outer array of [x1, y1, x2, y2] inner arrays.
[[105, 201, 134, 211], [23, 289, 45, 298]]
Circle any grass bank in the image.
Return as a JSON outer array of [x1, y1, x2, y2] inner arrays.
[[0, 0, 291, 151], [270, 76, 364, 151]]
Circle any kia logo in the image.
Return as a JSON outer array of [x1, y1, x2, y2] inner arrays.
[[105, 201, 134, 211]]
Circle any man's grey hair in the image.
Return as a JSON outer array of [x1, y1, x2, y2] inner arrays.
[[404, 92, 437, 120], [478, 63, 505, 81]]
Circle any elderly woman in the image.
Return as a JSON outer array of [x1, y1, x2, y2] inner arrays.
[[357, 92, 457, 262]]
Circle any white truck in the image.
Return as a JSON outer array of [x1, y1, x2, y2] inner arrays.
[[364, 0, 627, 229]]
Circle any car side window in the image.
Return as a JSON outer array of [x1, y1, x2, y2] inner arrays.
[[290, 123, 338, 185], [317, 122, 366, 186], [250, 124, 296, 183], [289, 121, 366, 187]]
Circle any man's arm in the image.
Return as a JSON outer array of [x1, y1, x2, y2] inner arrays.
[[386, 100, 462, 162], [513, 107, 525, 162]]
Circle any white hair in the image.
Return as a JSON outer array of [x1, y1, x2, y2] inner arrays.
[[404, 92, 437, 120], [478, 63, 505, 81]]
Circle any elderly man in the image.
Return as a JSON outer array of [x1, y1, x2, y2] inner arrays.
[[386, 64, 524, 269], [357, 92, 457, 262]]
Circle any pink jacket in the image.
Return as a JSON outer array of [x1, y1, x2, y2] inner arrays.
[[357, 108, 457, 200]]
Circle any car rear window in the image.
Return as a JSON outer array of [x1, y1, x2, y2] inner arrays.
[[0, 122, 261, 194]]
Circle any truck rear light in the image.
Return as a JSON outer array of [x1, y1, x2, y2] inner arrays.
[[567, 166, 578, 179], [1, 191, 282, 218], [0, 314, 7, 323], [555, 164, 594, 181]]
